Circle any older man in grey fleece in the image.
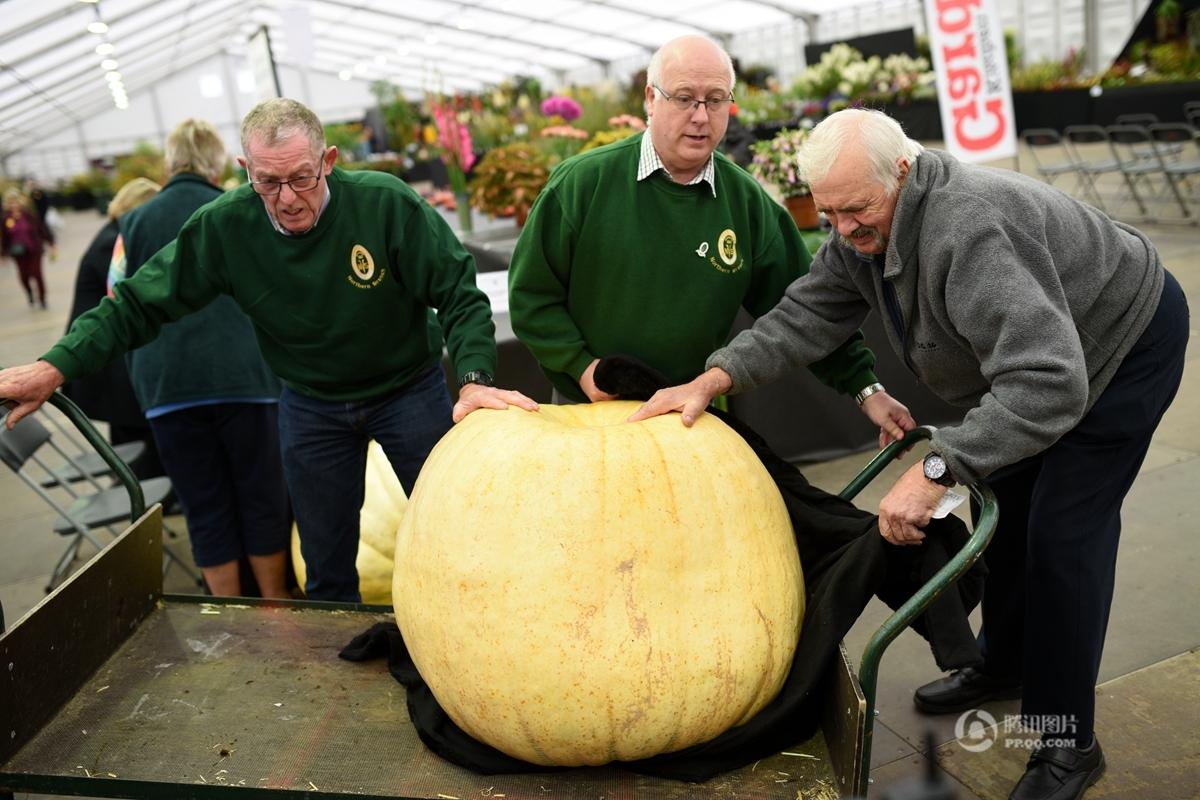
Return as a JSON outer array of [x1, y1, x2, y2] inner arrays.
[[630, 108, 1188, 800]]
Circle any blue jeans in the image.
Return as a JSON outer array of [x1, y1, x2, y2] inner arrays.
[[277, 365, 453, 601]]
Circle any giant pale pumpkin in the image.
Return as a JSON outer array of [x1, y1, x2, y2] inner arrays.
[[292, 440, 407, 604], [392, 401, 803, 766]]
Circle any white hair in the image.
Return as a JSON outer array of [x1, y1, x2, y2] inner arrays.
[[646, 35, 736, 93], [796, 108, 924, 195]]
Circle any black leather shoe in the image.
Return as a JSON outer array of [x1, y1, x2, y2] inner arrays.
[[913, 666, 1022, 714], [1009, 738, 1105, 800]]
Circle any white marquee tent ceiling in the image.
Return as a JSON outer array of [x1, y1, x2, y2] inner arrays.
[[0, 0, 842, 160]]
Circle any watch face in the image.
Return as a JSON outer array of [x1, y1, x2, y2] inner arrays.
[[924, 455, 947, 480]]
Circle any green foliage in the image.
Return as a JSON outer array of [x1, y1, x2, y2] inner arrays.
[[1004, 28, 1022, 70], [1010, 48, 1092, 91], [340, 158, 407, 177], [1157, 0, 1181, 19], [62, 169, 112, 207], [740, 64, 775, 90], [324, 122, 363, 160], [735, 87, 792, 126], [112, 142, 165, 190], [371, 81, 421, 153]]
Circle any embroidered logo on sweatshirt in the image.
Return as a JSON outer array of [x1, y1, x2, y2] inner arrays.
[[348, 244, 386, 288], [705, 228, 743, 274]]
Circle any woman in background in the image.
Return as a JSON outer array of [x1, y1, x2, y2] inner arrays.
[[1, 188, 56, 308], [61, 177, 164, 478]]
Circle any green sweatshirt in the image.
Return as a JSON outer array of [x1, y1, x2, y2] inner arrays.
[[44, 168, 496, 402], [508, 133, 876, 402]]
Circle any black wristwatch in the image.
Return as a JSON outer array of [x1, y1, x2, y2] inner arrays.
[[922, 452, 956, 487], [458, 370, 494, 388]]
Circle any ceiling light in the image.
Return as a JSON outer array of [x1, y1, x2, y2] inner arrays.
[[115, 98, 129, 109], [95, 42, 115, 55], [87, 21, 109, 34], [338, 69, 352, 81], [105, 71, 122, 82], [100, 58, 119, 70]]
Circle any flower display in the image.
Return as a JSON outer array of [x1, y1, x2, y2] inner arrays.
[[749, 125, 814, 199], [540, 125, 589, 140], [540, 95, 583, 121], [468, 142, 552, 225], [428, 97, 476, 194], [538, 123, 589, 161], [606, 114, 646, 130]]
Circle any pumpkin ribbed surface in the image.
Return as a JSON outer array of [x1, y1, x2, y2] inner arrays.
[[392, 401, 803, 766]]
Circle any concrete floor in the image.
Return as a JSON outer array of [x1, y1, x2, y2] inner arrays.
[[1, 148, 1197, 798]]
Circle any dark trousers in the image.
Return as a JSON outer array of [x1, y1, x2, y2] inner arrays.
[[14, 253, 46, 305], [277, 365, 453, 602], [977, 270, 1189, 745], [150, 403, 291, 568]]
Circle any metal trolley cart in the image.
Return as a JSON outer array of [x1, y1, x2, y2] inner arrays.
[[1, 392, 996, 799]]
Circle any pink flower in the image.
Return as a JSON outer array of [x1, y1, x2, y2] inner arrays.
[[607, 114, 647, 131], [540, 95, 582, 121], [431, 102, 475, 172], [540, 125, 589, 140]]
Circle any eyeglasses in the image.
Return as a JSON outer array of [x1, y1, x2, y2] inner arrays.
[[652, 84, 734, 114], [249, 173, 322, 196]]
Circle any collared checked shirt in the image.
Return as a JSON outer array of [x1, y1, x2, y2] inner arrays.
[[637, 127, 717, 198]]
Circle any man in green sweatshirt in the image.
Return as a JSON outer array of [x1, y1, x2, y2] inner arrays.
[[508, 35, 912, 444], [0, 98, 537, 602]]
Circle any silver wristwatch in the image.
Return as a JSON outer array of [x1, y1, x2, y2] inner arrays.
[[854, 382, 885, 405]]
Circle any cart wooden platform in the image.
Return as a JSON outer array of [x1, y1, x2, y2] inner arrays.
[[1, 394, 996, 799]]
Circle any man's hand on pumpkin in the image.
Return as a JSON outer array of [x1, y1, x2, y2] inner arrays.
[[452, 384, 539, 423], [627, 368, 732, 427], [860, 390, 916, 449], [579, 359, 618, 403], [877, 461, 945, 546]]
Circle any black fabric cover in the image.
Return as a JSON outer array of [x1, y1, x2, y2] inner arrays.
[[341, 355, 985, 781]]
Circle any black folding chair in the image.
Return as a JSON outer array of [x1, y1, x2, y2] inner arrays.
[[0, 409, 198, 592], [1148, 122, 1200, 223], [1063, 124, 1146, 217], [1020, 128, 1084, 192], [1183, 101, 1200, 130], [1105, 124, 1162, 220]]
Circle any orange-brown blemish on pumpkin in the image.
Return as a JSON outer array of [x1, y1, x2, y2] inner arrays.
[[616, 559, 649, 638]]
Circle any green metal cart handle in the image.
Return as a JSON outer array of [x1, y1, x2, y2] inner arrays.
[[837, 425, 998, 792], [1, 386, 145, 520]]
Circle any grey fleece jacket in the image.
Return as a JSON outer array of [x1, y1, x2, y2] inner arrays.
[[708, 149, 1164, 484]]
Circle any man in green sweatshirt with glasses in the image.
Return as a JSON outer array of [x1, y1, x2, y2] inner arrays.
[[0, 98, 537, 602], [508, 35, 910, 444]]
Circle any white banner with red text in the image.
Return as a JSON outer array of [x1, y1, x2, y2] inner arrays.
[[924, 0, 1017, 162]]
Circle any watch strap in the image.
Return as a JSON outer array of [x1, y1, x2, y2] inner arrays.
[[459, 370, 494, 388]]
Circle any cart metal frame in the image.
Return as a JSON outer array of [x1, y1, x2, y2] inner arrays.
[[0, 392, 995, 799]]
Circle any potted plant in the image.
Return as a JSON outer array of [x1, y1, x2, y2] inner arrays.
[[749, 126, 820, 230], [467, 142, 552, 228]]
